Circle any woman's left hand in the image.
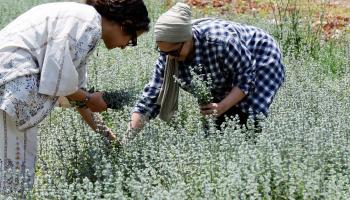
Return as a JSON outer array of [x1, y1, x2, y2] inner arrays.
[[200, 103, 226, 117]]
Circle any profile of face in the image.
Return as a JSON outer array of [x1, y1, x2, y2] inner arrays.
[[156, 39, 193, 61], [101, 18, 145, 49]]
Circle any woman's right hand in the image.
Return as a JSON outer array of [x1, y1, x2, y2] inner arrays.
[[106, 130, 117, 141], [86, 92, 108, 112]]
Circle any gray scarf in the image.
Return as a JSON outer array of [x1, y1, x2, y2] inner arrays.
[[156, 57, 179, 122], [155, 3, 191, 122]]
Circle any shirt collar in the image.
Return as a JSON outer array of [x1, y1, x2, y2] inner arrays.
[[183, 28, 203, 67]]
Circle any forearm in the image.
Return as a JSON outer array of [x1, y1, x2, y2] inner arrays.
[[77, 107, 97, 130], [66, 89, 89, 102], [220, 86, 246, 112], [130, 112, 148, 130], [121, 112, 148, 145], [77, 107, 116, 140]]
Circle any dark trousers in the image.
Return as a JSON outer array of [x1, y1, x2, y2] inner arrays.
[[205, 106, 262, 140], [215, 106, 250, 129]]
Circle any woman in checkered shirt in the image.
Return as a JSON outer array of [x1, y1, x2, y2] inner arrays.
[[123, 3, 284, 143]]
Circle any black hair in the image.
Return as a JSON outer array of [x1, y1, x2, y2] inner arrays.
[[85, 0, 150, 33]]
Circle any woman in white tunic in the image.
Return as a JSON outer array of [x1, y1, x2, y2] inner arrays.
[[0, 0, 150, 196]]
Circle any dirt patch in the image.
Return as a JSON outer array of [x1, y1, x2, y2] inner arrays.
[[314, 15, 350, 39], [187, 0, 350, 39], [187, 0, 350, 16], [330, 0, 350, 8]]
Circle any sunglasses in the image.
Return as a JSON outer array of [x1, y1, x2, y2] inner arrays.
[[126, 30, 137, 47], [123, 26, 137, 47], [156, 42, 184, 57]]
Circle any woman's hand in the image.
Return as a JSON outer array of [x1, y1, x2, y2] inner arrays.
[[86, 92, 108, 112], [66, 89, 107, 112], [119, 113, 147, 145], [106, 130, 117, 141], [200, 87, 246, 117], [200, 103, 226, 117]]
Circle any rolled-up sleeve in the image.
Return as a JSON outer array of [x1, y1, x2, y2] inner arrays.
[[222, 37, 254, 95], [133, 54, 167, 119]]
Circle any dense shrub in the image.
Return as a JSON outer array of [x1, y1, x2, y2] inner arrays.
[[1, 0, 349, 199]]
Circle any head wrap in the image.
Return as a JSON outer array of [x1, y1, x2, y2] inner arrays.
[[154, 3, 192, 42]]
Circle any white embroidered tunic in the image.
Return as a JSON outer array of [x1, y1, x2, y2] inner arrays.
[[0, 2, 102, 130]]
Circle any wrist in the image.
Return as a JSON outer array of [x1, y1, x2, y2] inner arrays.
[[83, 93, 91, 104], [219, 101, 231, 113], [128, 121, 141, 133]]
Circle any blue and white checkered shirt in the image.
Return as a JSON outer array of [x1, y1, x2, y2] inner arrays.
[[134, 19, 285, 118]]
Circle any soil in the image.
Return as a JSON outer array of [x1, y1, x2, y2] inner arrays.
[[187, 0, 350, 39], [330, 0, 350, 8]]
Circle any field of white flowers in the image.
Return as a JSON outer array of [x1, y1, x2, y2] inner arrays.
[[1, 0, 350, 199]]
